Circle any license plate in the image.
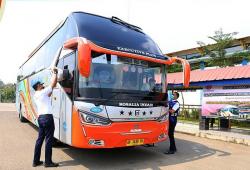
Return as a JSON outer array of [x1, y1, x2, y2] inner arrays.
[[126, 139, 144, 146]]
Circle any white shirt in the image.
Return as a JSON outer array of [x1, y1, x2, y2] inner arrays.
[[34, 86, 53, 116], [172, 100, 180, 111]]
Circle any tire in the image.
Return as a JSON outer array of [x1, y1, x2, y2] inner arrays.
[[19, 104, 28, 123]]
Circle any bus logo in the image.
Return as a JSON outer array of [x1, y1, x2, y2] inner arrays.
[[130, 124, 141, 133], [90, 106, 103, 113]]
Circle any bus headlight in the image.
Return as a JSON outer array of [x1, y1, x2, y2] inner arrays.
[[157, 113, 168, 122], [79, 110, 111, 126]]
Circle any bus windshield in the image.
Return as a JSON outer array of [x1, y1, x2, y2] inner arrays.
[[78, 52, 167, 102]]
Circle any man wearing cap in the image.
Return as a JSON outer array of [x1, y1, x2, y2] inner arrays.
[[32, 68, 59, 167]]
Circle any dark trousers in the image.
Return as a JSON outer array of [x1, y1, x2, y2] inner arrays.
[[168, 117, 177, 151], [33, 114, 55, 164]]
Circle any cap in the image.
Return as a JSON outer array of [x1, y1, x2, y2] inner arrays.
[[32, 81, 44, 90]]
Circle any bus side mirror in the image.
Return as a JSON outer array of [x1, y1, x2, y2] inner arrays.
[[56, 68, 64, 82], [63, 37, 91, 78], [56, 68, 71, 81], [63, 69, 70, 80], [166, 57, 190, 87]]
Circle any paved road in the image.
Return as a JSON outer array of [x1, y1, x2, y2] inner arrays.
[[0, 104, 250, 170]]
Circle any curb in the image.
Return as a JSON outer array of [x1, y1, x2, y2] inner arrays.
[[176, 129, 250, 146]]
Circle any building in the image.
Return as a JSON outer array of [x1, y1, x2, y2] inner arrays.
[[166, 36, 250, 124], [166, 36, 250, 70]]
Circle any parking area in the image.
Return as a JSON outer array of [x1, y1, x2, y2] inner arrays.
[[0, 103, 250, 170]]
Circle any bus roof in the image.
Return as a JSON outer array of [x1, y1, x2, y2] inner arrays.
[[20, 11, 168, 68], [71, 12, 166, 59]]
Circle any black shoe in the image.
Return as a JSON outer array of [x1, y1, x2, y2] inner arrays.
[[44, 162, 59, 168], [32, 161, 43, 167], [164, 150, 175, 154]]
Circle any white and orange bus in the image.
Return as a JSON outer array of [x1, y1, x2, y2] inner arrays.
[[16, 12, 190, 148]]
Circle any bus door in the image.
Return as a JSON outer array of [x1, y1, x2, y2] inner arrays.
[[51, 80, 61, 140], [51, 57, 63, 140], [52, 52, 75, 144]]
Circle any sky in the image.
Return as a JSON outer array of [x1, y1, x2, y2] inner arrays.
[[1, 0, 250, 83]]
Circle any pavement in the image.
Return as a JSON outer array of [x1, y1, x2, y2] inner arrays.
[[176, 122, 250, 146], [0, 103, 16, 111], [1, 103, 250, 170], [1, 103, 250, 146]]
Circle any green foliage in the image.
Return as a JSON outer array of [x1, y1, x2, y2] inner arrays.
[[207, 57, 235, 67], [197, 28, 238, 67], [179, 108, 200, 120], [168, 51, 250, 73], [0, 82, 16, 103], [231, 120, 250, 129], [231, 51, 250, 60], [190, 63, 202, 70], [168, 64, 182, 73], [204, 51, 250, 67], [190, 109, 200, 119]]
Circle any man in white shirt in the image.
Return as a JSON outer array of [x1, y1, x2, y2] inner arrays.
[[32, 68, 59, 167]]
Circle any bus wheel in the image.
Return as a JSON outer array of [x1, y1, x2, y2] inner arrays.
[[19, 104, 27, 123]]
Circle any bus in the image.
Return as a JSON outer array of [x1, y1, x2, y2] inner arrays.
[[16, 12, 190, 148]]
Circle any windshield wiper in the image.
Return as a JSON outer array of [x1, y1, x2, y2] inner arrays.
[[111, 16, 144, 34], [95, 91, 144, 106], [96, 91, 158, 106], [112, 91, 157, 98]]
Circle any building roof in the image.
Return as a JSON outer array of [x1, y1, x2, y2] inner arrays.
[[167, 65, 250, 86]]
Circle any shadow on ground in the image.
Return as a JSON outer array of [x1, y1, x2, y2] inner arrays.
[[25, 118, 231, 170], [56, 136, 230, 170]]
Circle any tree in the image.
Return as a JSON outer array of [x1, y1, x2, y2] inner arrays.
[[197, 28, 238, 67], [0, 83, 15, 103]]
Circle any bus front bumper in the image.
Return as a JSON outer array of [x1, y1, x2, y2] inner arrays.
[[78, 121, 168, 148]]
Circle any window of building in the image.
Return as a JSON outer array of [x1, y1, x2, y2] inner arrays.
[[186, 53, 202, 60], [225, 45, 243, 54]]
